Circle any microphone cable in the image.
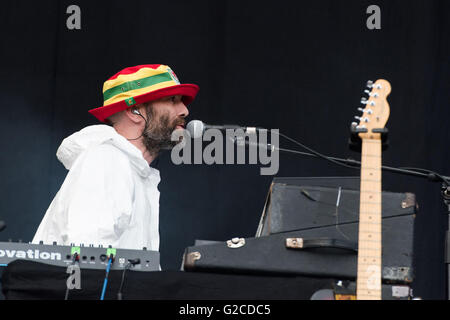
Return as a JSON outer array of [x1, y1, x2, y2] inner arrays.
[[228, 131, 358, 171], [397, 167, 450, 185], [274, 131, 450, 185], [231, 128, 450, 186], [270, 130, 361, 170]]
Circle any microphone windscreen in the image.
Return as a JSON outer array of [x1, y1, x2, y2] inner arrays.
[[186, 120, 205, 139]]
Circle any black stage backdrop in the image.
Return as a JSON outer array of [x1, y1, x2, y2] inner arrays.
[[0, 0, 449, 299]]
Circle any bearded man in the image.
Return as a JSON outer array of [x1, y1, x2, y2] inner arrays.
[[32, 64, 199, 251]]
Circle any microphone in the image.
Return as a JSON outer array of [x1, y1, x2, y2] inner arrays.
[[186, 120, 263, 139], [0, 221, 6, 232]]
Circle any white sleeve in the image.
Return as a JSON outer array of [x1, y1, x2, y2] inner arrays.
[[61, 144, 134, 247]]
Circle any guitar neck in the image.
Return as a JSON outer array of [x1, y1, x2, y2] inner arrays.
[[356, 138, 382, 300]]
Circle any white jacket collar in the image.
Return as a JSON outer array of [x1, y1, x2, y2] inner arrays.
[[56, 125, 159, 178]]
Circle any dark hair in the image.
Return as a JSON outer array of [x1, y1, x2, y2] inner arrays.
[[104, 118, 114, 126]]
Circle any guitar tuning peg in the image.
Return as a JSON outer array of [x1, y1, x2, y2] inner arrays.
[[360, 97, 368, 104], [355, 116, 370, 122], [366, 80, 374, 88], [364, 89, 371, 95], [358, 108, 373, 114], [351, 122, 358, 128]]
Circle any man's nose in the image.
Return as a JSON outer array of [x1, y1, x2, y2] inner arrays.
[[177, 101, 189, 118]]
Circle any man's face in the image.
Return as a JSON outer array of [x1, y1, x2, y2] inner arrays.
[[141, 95, 189, 155]]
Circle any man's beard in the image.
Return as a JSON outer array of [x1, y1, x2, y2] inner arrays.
[[142, 107, 185, 157]]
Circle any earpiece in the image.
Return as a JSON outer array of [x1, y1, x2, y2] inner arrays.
[[126, 107, 148, 141]]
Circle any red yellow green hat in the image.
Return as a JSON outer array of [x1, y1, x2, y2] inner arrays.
[[89, 64, 199, 122]]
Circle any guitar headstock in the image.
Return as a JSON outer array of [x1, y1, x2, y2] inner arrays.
[[352, 79, 391, 140]]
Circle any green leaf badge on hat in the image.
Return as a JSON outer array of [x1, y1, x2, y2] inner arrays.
[[125, 97, 136, 106]]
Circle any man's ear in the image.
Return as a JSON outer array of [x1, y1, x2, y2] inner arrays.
[[125, 105, 145, 123]]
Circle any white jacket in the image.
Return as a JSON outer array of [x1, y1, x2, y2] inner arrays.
[[32, 125, 161, 251]]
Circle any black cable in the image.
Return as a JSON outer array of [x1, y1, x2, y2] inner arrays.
[[273, 131, 450, 187], [236, 132, 448, 185], [273, 131, 363, 170], [398, 167, 450, 185], [117, 258, 140, 300], [64, 252, 79, 300], [127, 113, 148, 141], [277, 146, 360, 168], [234, 129, 450, 187], [117, 263, 131, 300], [398, 166, 432, 174], [277, 144, 450, 186]]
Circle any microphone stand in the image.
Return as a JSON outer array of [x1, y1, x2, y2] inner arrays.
[[233, 137, 450, 298]]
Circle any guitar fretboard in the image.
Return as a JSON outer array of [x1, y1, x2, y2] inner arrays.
[[356, 138, 382, 300]]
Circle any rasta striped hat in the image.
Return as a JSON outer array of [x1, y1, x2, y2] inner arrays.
[[89, 64, 199, 122]]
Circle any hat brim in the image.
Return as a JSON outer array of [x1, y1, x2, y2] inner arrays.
[[88, 83, 199, 123]]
